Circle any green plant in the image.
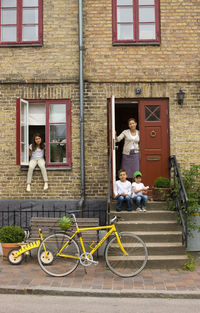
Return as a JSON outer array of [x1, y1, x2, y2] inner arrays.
[[153, 176, 170, 188], [0, 225, 25, 243], [183, 252, 195, 271]]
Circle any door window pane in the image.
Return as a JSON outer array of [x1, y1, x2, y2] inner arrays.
[[1, 9, 17, 24], [139, 23, 155, 39], [23, 8, 38, 23], [145, 105, 160, 121], [50, 125, 66, 142], [2, 0, 16, 7], [117, 7, 133, 23], [117, 24, 133, 40], [139, 7, 155, 22], [1, 26, 16, 41], [23, 0, 38, 6], [49, 104, 66, 123], [22, 25, 38, 41]]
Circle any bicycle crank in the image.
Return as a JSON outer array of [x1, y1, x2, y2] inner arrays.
[[80, 252, 98, 267]]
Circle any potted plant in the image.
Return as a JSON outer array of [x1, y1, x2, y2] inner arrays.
[[152, 176, 171, 201], [0, 225, 25, 260]]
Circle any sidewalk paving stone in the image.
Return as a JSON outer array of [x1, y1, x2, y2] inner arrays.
[[1, 256, 200, 298]]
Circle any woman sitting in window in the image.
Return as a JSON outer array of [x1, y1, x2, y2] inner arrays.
[[26, 133, 48, 192]]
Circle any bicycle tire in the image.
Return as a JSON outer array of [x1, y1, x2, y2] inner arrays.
[[8, 248, 24, 265], [37, 233, 80, 277], [105, 232, 148, 278]]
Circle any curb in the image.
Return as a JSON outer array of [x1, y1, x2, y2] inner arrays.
[[0, 286, 200, 299]]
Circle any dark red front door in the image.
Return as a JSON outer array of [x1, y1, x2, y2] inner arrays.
[[139, 99, 169, 189]]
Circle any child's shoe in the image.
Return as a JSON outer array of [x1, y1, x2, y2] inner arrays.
[[44, 182, 48, 190], [136, 207, 142, 212], [26, 184, 31, 192], [141, 207, 146, 212]]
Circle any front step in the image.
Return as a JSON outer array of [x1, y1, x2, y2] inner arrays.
[[109, 199, 187, 268], [128, 231, 183, 243], [147, 255, 188, 268], [116, 220, 180, 231], [110, 210, 177, 221]]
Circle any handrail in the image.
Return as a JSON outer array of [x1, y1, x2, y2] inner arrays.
[[169, 155, 188, 247]]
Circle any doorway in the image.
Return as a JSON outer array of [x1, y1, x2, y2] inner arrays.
[[108, 97, 170, 193], [115, 101, 139, 180]]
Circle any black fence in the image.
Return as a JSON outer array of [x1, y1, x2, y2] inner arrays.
[[0, 204, 107, 229]]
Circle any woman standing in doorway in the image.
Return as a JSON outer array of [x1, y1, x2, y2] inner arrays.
[[116, 118, 140, 181]]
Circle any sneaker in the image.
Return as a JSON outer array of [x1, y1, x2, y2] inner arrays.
[[26, 184, 31, 192], [136, 207, 142, 212], [44, 182, 48, 190], [142, 207, 146, 212]]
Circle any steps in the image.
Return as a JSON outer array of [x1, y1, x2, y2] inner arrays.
[[109, 200, 188, 268]]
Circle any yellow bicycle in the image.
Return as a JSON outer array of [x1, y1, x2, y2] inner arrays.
[[37, 213, 148, 278]]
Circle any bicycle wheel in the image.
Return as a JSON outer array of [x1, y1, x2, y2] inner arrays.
[[37, 233, 80, 277], [8, 248, 24, 265], [105, 232, 148, 278]]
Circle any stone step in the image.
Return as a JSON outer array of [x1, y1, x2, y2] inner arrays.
[[122, 231, 183, 242], [146, 242, 185, 255], [110, 200, 168, 211], [116, 220, 180, 231], [110, 210, 177, 221], [146, 255, 188, 268]]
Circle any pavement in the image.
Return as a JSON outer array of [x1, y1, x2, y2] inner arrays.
[[1, 255, 200, 299]]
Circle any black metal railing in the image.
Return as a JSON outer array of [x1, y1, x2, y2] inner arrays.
[[169, 155, 188, 247], [0, 204, 106, 229]]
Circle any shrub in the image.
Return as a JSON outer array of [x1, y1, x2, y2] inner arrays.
[[153, 177, 170, 188], [0, 225, 25, 243]]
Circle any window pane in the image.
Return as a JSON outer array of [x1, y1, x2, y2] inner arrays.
[[117, 0, 133, 4], [139, 23, 155, 39], [139, 7, 155, 22], [22, 25, 38, 41], [2, 0, 16, 7], [23, 0, 38, 6], [1, 9, 17, 24], [117, 24, 133, 40], [139, 0, 154, 4], [117, 7, 133, 23], [50, 125, 66, 142], [1, 26, 16, 41], [23, 8, 38, 23], [49, 104, 66, 123], [50, 144, 66, 163]]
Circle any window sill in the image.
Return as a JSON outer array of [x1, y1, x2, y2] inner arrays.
[[112, 42, 160, 46], [21, 166, 71, 171]]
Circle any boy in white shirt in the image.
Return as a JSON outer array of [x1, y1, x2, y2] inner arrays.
[[132, 171, 148, 212], [114, 169, 132, 212]]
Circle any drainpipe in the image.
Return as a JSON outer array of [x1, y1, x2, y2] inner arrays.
[[78, 0, 85, 216]]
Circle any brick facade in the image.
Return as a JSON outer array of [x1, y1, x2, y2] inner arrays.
[[0, 0, 199, 202]]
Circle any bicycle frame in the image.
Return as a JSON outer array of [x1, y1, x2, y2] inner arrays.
[[57, 223, 128, 259]]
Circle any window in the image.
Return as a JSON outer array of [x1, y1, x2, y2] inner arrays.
[[16, 99, 72, 167], [0, 0, 43, 45], [112, 0, 160, 44]]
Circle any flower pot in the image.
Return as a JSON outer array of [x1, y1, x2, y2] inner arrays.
[[187, 209, 200, 252], [152, 187, 171, 201], [1, 243, 20, 261]]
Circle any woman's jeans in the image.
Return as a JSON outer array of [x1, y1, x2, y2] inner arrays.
[[27, 158, 48, 184], [132, 195, 148, 208], [116, 195, 132, 211]]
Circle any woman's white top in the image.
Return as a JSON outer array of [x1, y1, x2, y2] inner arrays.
[[29, 144, 44, 160], [117, 129, 140, 155], [114, 180, 132, 198]]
